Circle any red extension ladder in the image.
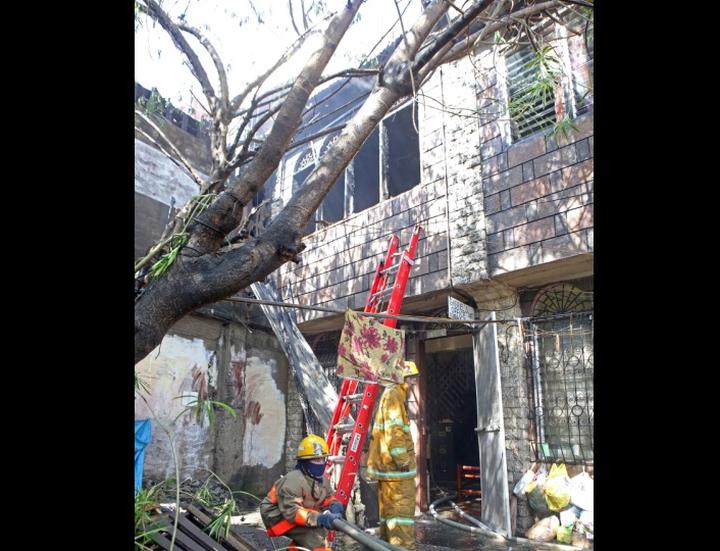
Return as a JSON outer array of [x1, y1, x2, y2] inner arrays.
[[324, 224, 422, 507]]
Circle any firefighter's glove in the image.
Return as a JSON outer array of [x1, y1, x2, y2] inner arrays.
[[328, 501, 345, 517], [317, 512, 341, 529], [398, 464, 410, 472]]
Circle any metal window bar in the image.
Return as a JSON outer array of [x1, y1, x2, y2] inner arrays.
[[506, 47, 557, 141], [525, 312, 593, 465]]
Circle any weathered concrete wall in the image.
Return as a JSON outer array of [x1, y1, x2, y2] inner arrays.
[[213, 325, 292, 497], [134, 137, 209, 260], [135, 139, 204, 209], [480, 77, 594, 275], [421, 56, 489, 285], [135, 112, 212, 173], [135, 313, 301, 496], [135, 316, 221, 482]]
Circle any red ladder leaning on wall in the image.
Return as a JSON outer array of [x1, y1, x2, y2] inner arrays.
[[324, 224, 422, 511]]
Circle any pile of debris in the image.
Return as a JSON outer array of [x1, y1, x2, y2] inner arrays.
[[513, 463, 593, 547]]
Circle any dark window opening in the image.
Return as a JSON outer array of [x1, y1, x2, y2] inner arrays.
[[386, 106, 420, 197], [319, 172, 345, 225], [353, 129, 380, 213]]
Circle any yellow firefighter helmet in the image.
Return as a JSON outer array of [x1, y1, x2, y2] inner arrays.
[[297, 434, 329, 459], [402, 360, 419, 379]]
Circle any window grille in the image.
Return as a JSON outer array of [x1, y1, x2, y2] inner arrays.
[[506, 46, 558, 141], [525, 283, 594, 464]]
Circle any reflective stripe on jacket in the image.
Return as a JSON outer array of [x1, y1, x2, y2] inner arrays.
[[366, 383, 417, 480], [260, 469, 339, 533]]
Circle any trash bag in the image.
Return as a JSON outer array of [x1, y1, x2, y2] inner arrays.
[[525, 470, 552, 517], [525, 515, 559, 542], [544, 463, 572, 512], [512, 464, 538, 497], [559, 505, 580, 527], [556, 524, 573, 544], [570, 471, 594, 511], [578, 509, 594, 533]]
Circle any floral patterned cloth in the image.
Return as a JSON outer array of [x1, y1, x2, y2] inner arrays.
[[336, 309, 405, 384]]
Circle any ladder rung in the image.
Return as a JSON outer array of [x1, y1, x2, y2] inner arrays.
[[334, 423, 355, 433], [328, 455, 345, 463], [379, 262, 401, 276], [379, 254, 415, 276], [370, 287, 393, 301], [342, 393, 364, 403]]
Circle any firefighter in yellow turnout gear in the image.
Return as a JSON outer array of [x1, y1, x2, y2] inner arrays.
[[367, 361, 419, 550], [260, 435, 344, 551]]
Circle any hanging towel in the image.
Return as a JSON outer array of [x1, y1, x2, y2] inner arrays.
[[336, 309, 405, 384]]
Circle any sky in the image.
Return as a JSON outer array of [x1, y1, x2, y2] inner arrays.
[[135, 0, 425, 116]]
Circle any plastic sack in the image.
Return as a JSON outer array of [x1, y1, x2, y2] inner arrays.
[[525, 515, 559, 542], [544, 463, 572, 512], [578, 509, 593, 533], [556, 524, 573, 544], [525, 471, 552, 517], [513, 465, 538, 497], [559, 506, 580, 527], [570, 471, 594, 511]]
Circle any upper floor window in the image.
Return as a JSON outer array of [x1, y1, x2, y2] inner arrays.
[[505, 11, 593, 143], [291, 103, 420, 235]]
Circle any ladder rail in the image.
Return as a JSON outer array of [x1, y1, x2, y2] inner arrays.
[[330, 225, 422, 506], [325, 235, 400, 468]]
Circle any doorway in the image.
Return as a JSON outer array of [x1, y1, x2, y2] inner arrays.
[[425, 347, 478, 491]]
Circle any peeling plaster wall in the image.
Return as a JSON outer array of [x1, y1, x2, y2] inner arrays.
[[135, 318, 220, 482], [213, 325, 293, 497], [241, 356, 285, 466]]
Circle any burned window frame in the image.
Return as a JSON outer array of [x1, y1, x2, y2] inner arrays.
[[287, 101, 421, 236]]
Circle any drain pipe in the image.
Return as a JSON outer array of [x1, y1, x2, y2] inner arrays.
[[429, 495, 582, 551], [332, 518, 407, 551]]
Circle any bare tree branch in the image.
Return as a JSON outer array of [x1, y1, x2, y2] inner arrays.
[[475, 0, 507, 43], [141, 0, 217, 108], [135, 110, 205, 186], [177, 22, 230, 110], [229, 18, 322, 114], [183, 0, 367, 257], [300, 0, 309, 30], [287, 122, 348, 152], [429, 0, 565, 67], [134, 0, 452, 363], [288, 0, 302, 37], [413, 0, 495, 72]]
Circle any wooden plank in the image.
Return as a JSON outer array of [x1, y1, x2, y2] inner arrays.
[[168, 509, 226, 550], [250, 282, 337, 433], [156, 516, 207, 551], [473, 311, 512, 538], [186, 505, 257, 551], [149, 530, 176, 550]]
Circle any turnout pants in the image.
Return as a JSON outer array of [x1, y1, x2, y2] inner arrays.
[[378, 478, 416, 550]]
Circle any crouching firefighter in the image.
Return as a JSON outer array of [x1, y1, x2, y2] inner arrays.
[[260, 434, 345, 551]]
